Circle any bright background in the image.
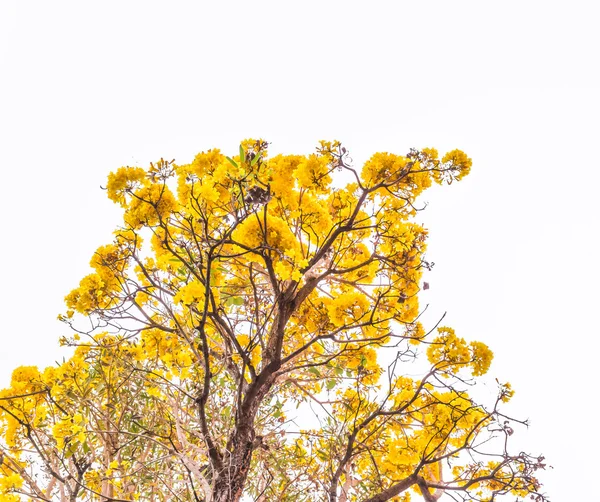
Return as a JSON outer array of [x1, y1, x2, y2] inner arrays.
[[1, 1, 599, 500]]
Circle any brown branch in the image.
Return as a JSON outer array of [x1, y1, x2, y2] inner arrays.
[[360, 473, 417, 502]]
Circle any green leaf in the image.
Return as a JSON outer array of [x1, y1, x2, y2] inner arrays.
[[334, 367, 344, 376], [65, 442, 77, 458], [225, 296, 244, 307], [82, 441, 91, 454], [251, 153, 260, 166], [308, 366, 320, 377], [226, 156, 238, 168], [326, 380, 336, 391], [239, 144, 245, 163]]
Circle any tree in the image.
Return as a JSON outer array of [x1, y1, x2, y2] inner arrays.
[[0, 141, 547, 502]]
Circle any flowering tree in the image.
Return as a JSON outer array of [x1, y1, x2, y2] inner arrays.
[[0, 141, 547, 502]]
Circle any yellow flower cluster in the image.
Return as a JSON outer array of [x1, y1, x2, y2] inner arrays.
[[90, 243, 128, 289], [233, 214, 299, 253], [64, 272, 115, 314], [274, 261, 303, 282], [0, 472, 23, 497], [469, 340, 494, 376], [188, 148, 227, 178], [106, 166, 147, 206], [361, 152, 410, 186], [196, 179, 221, 203], [336, 243, 377, 282], [124, 184, 177, 228], [176, 148, 241, 207], [8, 365, 41, 393], [291, 194, 333, 239], [426, 327, 493, 376], [499, 381, 515, 402], [136, 328, 194, 379], [232, 213, 304, 281], [428, 148, 472, 185], [233, 334, 261, 370], [51, 413, 85, 450], [325, 291, 370, 327], [440, 149, 472, 181], [173, 279, 206, 306], [267, 154, 303, 201], [0, 367, 47, 447], [293, 154, 331, 192]]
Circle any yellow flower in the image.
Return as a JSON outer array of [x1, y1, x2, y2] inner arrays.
[[106, 166, 147, 206], [326, 292, 370, 327], [274, 261, 293, 281], [293, 154, 331, 192], [267, 154, 303, 203], [427, 327, 493, 376], [232, 213, 300, 259], [197, 180, 220, 203], [65, 273, 115, 314], [52, 413, 85, 450], [499, 381, 514, 403], [361, 152, 409, 186], [432, 149, 472, 184], [124, 184, 177, 228]]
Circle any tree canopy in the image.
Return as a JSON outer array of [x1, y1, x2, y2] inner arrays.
[[0, 141, 547, 502]]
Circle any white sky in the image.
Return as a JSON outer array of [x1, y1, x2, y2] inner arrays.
[[1, 1, 599, 500]]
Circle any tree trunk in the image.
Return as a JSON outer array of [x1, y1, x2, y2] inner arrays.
[[210, 371, 277, 502]]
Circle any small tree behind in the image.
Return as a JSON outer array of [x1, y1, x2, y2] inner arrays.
[[0, 141, 547, 502]]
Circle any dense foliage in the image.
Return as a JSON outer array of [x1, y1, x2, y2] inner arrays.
[[0, 141, 547, 502]]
